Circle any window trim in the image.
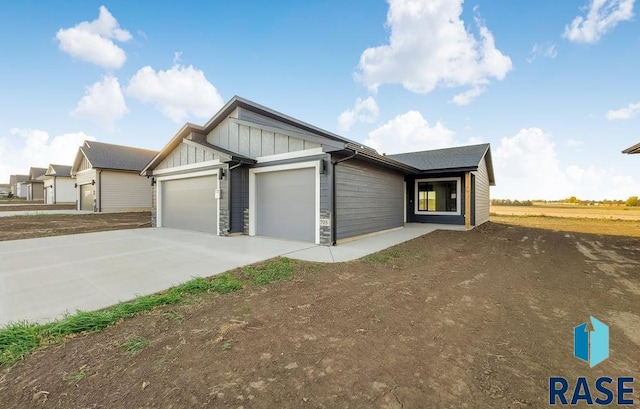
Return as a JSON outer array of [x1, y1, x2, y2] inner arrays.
[[414, 177, 461, 216]]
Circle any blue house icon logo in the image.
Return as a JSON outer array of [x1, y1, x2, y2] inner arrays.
[[574, 317, 609, 368]]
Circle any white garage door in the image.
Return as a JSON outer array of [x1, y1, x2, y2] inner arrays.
[[161, 175, 218, 234], [255, 167, 315, 242]]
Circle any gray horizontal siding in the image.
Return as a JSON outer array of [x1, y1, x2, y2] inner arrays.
[[474, 156, 490, 225], [335, 158, 404, 240]]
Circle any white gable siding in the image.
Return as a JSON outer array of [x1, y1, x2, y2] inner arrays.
[[156, 141, 217, 170], [474, 155, 490, 225], [99, 170, 152, 212], [78, 155, 91, 172], [207, 117, 320, 158]]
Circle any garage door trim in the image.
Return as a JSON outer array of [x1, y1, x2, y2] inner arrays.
[[156, 168, 220, 234], [248, 160, 320, 244]]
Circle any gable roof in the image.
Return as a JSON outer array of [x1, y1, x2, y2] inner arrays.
[[73, 141, 158, 173], [143, 95, 374, 173], [388, 144, 495, 185], [10, 174, 29, 184], [26, 167, 47, 183], [623, 142, 640, 154], [46, 164, 72, 177]]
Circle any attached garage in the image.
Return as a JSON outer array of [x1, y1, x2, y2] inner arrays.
[[159, 174, 219, 234], [250, 163, 319, 243], [80, 184, 94, 211]]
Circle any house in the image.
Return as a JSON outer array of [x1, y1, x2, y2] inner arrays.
[[622, 142, 640, 154], [71, 141, 158, 212], [24, 167, 47, 201], [9, 175, 28, 197], [43, 164, 75, 204], [142, 96, 495, 245], [0, 184, 9, 196]]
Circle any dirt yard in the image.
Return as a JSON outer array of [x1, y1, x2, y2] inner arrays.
[[0, 204, 76, 212], [1, 223, 639, 408], [0, 212, 151, 241]]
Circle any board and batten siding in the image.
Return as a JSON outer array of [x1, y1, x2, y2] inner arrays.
[[334, 158, 404, 241], [156, 140, 217, 170], [78, 155, 92, 172], [100, 170, 152, 212], [473, 155, 490, 225], [207, 117, 320, 158]]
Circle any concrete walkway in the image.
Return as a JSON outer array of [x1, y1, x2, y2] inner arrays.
[[0, 224, 464, 325], [0, 210, 92, 217]]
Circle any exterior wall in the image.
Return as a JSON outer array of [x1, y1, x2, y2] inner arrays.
[[75, 169, 97, 211], [99, 170, 153, 212], [156, 140, 218, 170], [44, 177, 76, 204], [207, 117, 321, 159], [405, 172, 467, 225], [27, 183, 44, 200], [16, 183, 28, 198], [473, 155, 491, 225], [334, 157, 404, 241]]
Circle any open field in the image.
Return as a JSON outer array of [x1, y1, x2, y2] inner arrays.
[[491, 204, 640, 220], [1, 223, 638, 408], [0, 212, 151, 241], [491, 215, 640, 238]]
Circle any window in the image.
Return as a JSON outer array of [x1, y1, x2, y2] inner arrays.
[[415, 178, 460, 214]]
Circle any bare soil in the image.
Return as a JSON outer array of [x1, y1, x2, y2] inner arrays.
[[0, 212, 151, 241], [492, 214, 640, 238], [0, 204, 76, 212], [1, 223, 639, 408]]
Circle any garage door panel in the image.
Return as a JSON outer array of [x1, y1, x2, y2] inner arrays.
[[80, 185, 93, 211], [162, 175, 217, 234], [256, 168, 315, 242]]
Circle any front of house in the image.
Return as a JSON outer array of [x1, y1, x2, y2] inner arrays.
[[142, 96, 495, 246], [25, 167, 46, 201], [71, 141, 158, 212], [43, 164, 75, 204]]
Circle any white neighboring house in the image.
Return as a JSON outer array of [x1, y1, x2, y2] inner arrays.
[[9, 174, 28, 197], [25, 167, 47, 201], [43, 164, 75, 204], [70, 141, 158, 212]]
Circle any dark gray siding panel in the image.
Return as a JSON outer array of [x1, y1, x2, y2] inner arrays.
[[335, 158, 404, 240], [230, 166, 249, 233]]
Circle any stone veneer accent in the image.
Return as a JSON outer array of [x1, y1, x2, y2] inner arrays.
[[319, 209, 332, 246], [151, 182, 157, 227]]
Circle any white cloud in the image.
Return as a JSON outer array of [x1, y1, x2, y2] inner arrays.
[[563, 0, 635, 44], [526, 42, 558, 63], [492, 128, 638, 200], [450, 86, 486, 106], [71, 76, 129, 129], [364, 110, 455, 154], [56, 6, 132, 69], [126, 63, 224, 123], [566, 138, 584, 147], [0, 128, 95, 182], [355, 0, 512, 104], [337, 96, 379, 132], [606, 101, 640, 120]]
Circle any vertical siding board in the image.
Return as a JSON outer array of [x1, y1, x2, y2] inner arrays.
[[335, 158, 404, 240], [238, 125, 251, 156], [218, 119, 230, 149], [261, 131, 275, 156], [274, 133, 289, 154], [288, 137, 304, 152], [250, 127, 262, 157], [229, 122, 240, 153]]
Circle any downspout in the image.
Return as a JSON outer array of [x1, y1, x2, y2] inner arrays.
[[98, 170, 103, 212], [331, 151, 358, 246]]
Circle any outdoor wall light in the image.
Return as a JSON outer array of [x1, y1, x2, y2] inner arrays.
[[218, 170, 225, 180], [91, 180, 95, 185], [74, 183, 78, 188], [150, 178, 156, 186]]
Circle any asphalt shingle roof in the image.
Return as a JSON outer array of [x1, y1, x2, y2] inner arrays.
[[623, 142, 640, 154], [47, 164, 72, 177], [82, 141, 158, 172], [387, 143, 490, 171]]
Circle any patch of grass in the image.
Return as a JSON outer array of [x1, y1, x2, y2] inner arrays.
[[222, 341, 233, 351], [164, 310, 183, 323], [0, 273, 244, 368], [363, 250, 403, 264], [63, 370, 85, 384], [121, 336, 149, 355], [242, 258, 293, 286], [372, 315, 382, 323]]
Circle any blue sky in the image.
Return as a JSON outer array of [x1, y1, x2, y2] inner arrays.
[[0, 0, 638, 200]]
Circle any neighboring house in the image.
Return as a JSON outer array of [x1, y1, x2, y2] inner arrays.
[[25, 167, 47, 201], [9, 175, 29, 197], [622, 142, 640, 154], [0, 184, 9, 195], [142, 96, 495, 245], [71, 141, 158, 212], [43, 164, 75, 204]]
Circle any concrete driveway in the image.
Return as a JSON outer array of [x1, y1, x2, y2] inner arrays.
[[0, 228, 317, 326]]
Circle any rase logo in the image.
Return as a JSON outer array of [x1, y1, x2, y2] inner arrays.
[[574, 316, 609, 368], [549, 317, 635, 406]]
